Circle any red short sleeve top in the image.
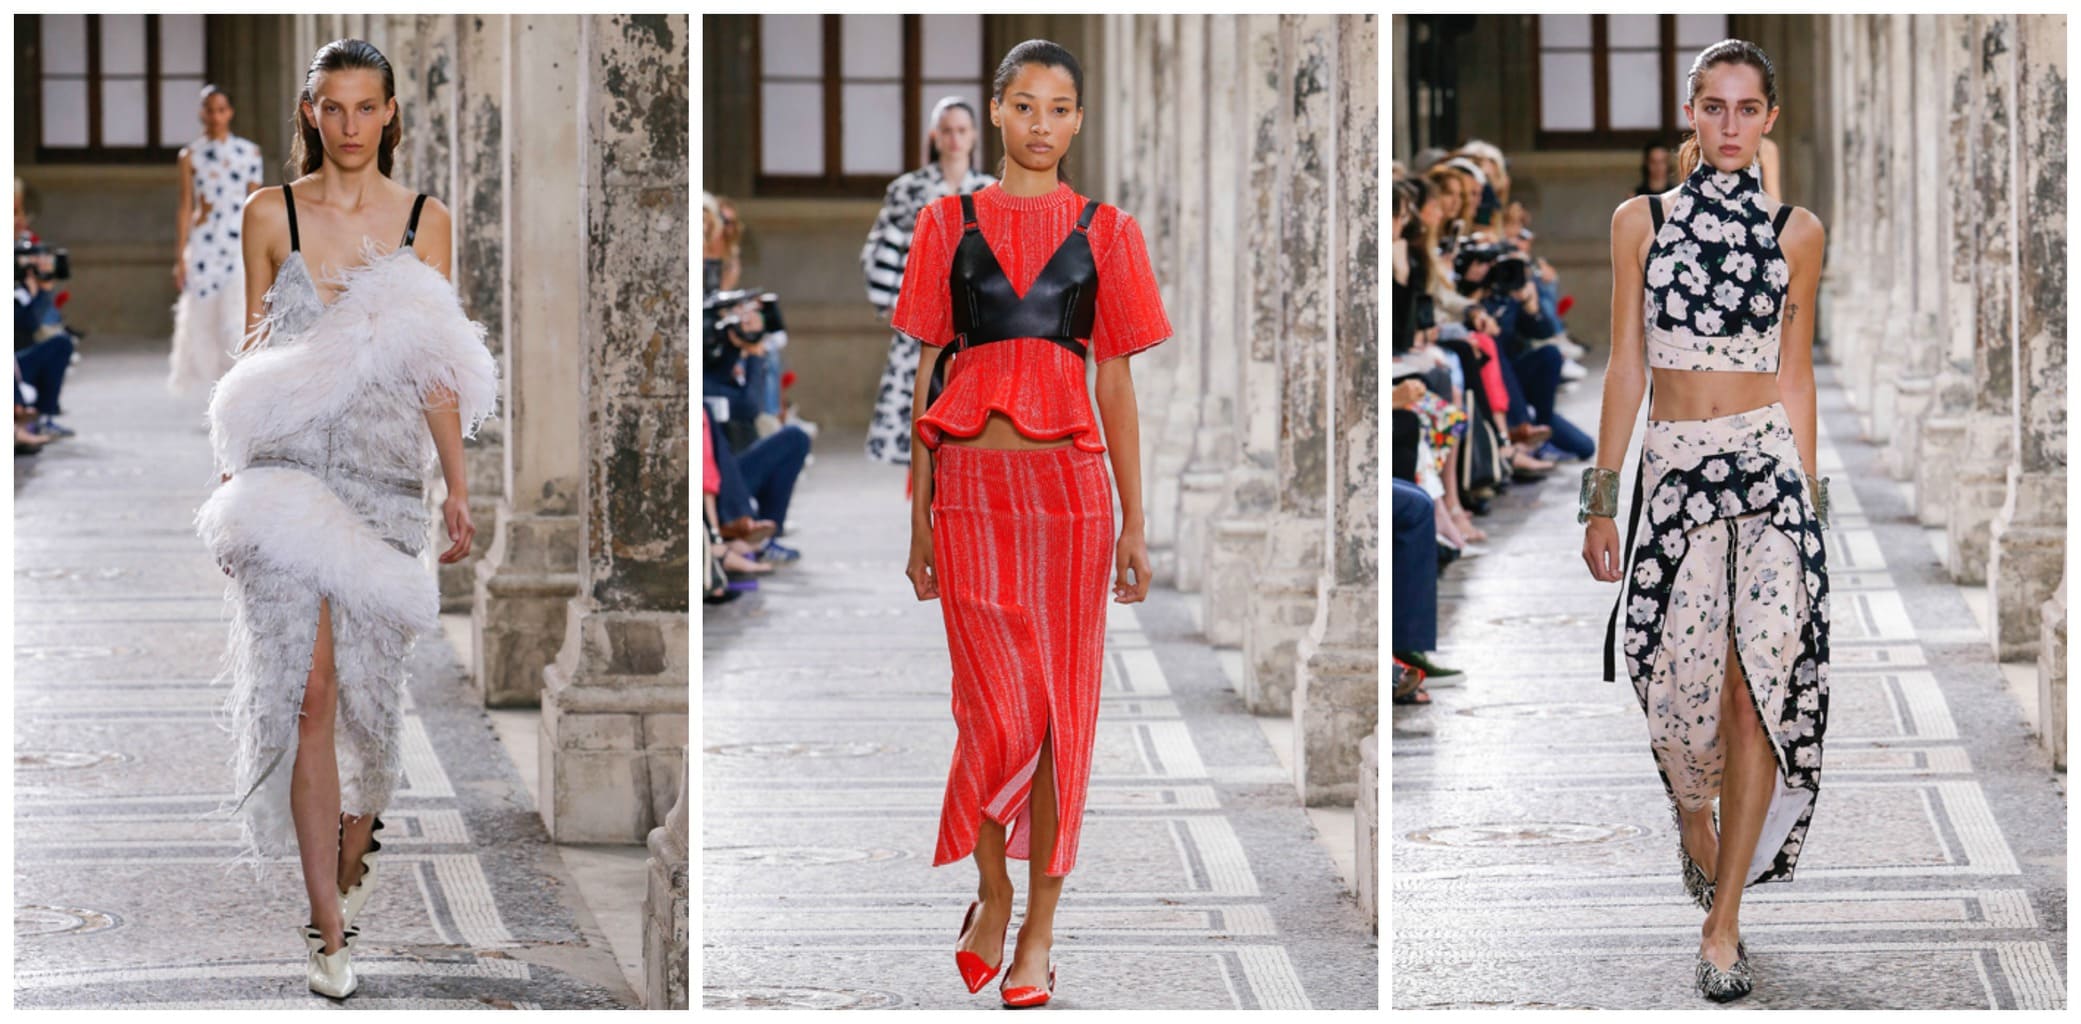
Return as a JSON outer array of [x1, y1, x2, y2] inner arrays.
[[888, 181, 1171, 453]]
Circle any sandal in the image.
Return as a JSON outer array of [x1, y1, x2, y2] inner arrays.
[[1392, 658, 1431, 705]]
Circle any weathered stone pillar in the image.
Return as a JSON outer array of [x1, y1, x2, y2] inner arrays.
[[1355, 732, 1378, 934], [1241, 13, 1331, 716], [1917, 13, 1981, 527], [473, 15, 584, 708], [540, 13, 690, 843], [1864, 15, 1910, 445], [644, 768, 689, 1008], [1887, 15, 1947, 484], [1818, 14, 1858, 384], [1946, 13, 2017, 585], [1182, 15, 1240, 607], [1292, 12, 1377, 806], [1169, 15, 1217, 598], [2040, 574, 2067, 769], [1179, 15, 1243, 605], [1143, 15, 1198, 589], [1204, 14, 1283, 654], [452, 11, 511, 609], [1985, 12, 2065, 660]]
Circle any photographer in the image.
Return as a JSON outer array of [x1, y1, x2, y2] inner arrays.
[[15, 237, 76, 442], [1457, 245, 1594, 463], [703, 288, 785, 453]]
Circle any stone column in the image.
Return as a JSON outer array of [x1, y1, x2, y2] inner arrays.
[[1818, 14, 1858, 382], [1887, 15, 1947, 483], [1144, 15, 1199, 588], [1292, 12, 1377, 806], [452, 12, 511, 602], [1355, 732, 1378, 934], [1946, 14, 2017, 585], [539, 13, 690, 843], [1204, 14, 1284, 653], [1917, 13, 1981, 526], [2040, 574, 2067, 769], [1181, 15, 1244, 607], [1864, 15, 1910, 445], [473, 16, 585, 708], [1169, 15, 1217, 597], [1985, 13, 2065, 660], [1241, 14, 1331, 716], [644, 768, 689, 1008]]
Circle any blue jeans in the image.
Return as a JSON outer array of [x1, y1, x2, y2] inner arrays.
[[745, 351, 783, 417], [1392, 478, 1438, 652], [710, 414, 811, 536], [1508, 345, 1596, 460], [15, 332, 75, 415]]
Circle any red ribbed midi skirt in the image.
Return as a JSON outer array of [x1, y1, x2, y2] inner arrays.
[[929, 443, 1114, 877]]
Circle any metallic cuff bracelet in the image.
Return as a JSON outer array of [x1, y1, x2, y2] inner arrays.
[[1807, 474, 1830, 528], [1579, 467, 1621, 524]]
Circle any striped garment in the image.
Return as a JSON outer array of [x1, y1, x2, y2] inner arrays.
[[860, 163, 995, 313], [929, 443, 1115, 876]]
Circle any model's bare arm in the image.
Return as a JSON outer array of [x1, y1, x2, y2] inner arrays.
[[1583, 197, 1653, 583], [237, 187, 285, 356], [1095, 355, 1151, 603], [174, 149, 196, 290], [412, 199, 474, 564], [1597, 197, 1653, 474], [906, 340, 943, 601], [1774, 207, 1825, 479]]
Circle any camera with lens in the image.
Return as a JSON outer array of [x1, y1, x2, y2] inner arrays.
[[14, 238, 71, 285], [1452, 241, 1527, 298]]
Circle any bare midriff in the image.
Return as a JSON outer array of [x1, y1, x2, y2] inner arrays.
[[937, 411, 1076, 450], [1647, 367, 1783, 421]]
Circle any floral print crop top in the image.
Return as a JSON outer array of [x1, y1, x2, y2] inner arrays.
[[1643, 161, 1794, 373]]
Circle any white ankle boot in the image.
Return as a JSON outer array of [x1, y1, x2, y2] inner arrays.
[[339, 814, 385, 929], [302, 923, 359, 997]]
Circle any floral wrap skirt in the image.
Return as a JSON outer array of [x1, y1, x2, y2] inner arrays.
[[1603, 400, 1830, 887]]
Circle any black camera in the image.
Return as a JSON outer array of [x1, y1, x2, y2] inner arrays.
[[15, 238, 70, 284], [1453, 242, 1527, 297]]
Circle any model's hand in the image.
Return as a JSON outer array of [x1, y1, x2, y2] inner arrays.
[[173, 262, 187, 292], [1113, 523, 1152, 603], [1582, 515, 1623, 583], [906, 524, 938, 601], [438, 493, 475, 564]]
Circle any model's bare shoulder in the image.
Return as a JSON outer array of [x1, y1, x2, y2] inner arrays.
[[241, 184, 287, 239], [1610, 194, 1654, 248]]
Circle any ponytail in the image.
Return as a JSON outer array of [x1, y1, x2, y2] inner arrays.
[[1676, 134, 1701, 181]]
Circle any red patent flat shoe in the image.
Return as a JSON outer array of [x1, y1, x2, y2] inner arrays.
[[954, 899, 1007, 994], [1000, 958, 1056, 1008]]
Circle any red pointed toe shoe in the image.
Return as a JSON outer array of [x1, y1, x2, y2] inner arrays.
[[953, 900, 1007, 994], [1000, 959, 1056, 1008]]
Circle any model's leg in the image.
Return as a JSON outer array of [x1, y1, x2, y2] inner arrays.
[[339, 812, 376, 893], [289, 595, 345, 954], [961, 819, 1014, 970], [1008, 726, 1062, 989], [1703, 611, 1777, 969]]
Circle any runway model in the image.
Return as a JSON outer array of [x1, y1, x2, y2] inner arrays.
[[168, 85, 265, 395], [861, 95, 996, 469], [194, 39, 496, 999], [892, 39, 1170, 1009], [1581, 39, 1830, 1003]]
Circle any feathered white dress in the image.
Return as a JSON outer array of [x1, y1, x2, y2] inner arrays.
[[194, 240, 497, 883]]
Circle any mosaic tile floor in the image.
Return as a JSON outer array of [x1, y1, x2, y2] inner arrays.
[[1392, 362, 2067, 1009], [13, 348, 636, 1008], [702, 430, 1379, 1009]]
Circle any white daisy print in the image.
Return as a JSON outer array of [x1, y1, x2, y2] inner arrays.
[[1765, 258, 1790, 288], [1713, 280, 1745, 310], [1749, 292, 1776, 316], [1647, 254, 1677, 287], [1686, 492, 1716, 523], [1694, 307, 1725, 335], [1702, 459, 1731, 482], [1692, 213, 1723, 243]]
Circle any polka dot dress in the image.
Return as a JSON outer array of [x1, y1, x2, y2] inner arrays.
[[169, 133, 264, 395]]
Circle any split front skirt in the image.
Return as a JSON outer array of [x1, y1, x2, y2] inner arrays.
[[1606, 400, 1831, 887], [929, 443, 1114, 877]]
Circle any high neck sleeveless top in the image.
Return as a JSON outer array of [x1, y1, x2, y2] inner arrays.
[[1643, 161, 1794, 373], [889, 182, 1171, 453]]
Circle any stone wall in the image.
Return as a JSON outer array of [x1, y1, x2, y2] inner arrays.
[[1826, 14, 2067, 767], [1108, 14, 1380, 817]]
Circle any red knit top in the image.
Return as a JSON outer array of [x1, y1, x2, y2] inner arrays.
[[890, 181, 1171, 453]]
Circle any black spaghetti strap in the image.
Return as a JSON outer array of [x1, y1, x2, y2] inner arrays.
[[1074, 197, 1099, 231], [401, 193, 429, 247], [1602, 377, 1653, 683], [1771, 202, 1794, 235], [1648, 195, 1664, 232], [282, 184, 300, 252], [958, 192, 978, 231]]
